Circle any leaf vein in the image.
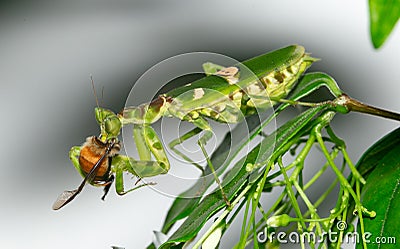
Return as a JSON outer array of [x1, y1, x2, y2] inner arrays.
[[379, 176, 400, 249]]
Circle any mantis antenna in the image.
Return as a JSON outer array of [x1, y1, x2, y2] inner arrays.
[[90, 74, 100, 108]]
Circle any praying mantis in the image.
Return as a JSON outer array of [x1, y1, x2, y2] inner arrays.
[[52, 45, 400, 210]]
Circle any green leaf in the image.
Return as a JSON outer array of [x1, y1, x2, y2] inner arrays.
[[201, 220, 225, 249], [160, 106, 328, 248], [347, 127, 400, 224], [356, 127, 400, 178], [145, 243, 156, 249], [289, 72, 342, 99], [369, 0, 400, 48], [356, 127, 400, 248]]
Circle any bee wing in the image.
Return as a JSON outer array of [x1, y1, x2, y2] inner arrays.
[[52, 190, 79, 210]]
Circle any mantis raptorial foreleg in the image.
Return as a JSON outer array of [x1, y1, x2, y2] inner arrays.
[[69, 146, 87, 178], [96, 124, 169, 196], [131, 124, 170, 176], [111, 155, 157, 195]]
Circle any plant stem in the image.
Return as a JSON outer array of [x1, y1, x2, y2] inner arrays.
[[191, 185, 252, 249]]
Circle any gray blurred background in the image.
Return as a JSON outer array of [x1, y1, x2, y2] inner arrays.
[[1, 0, 399, 248]]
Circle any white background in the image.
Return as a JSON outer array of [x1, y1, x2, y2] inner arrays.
[[1, 1, 399, 248]]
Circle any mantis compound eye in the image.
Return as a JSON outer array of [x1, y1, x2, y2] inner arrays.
[[94, 107, 122, 139], [104, 116, 122, 138]]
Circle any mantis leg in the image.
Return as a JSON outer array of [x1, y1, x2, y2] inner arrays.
[[197, 137, 231, 206], [168, 115, 214, 170], [69, 146, 86, 178], [168, 114, 230, 205], [131, 124, 170, 177], [112, 155, 156, 195], [107, 124, 172, 196], [168, 127, 205, 172], [191, 116, 231, 206]]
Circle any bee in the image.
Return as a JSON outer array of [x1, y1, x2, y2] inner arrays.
[[52, 136, 120, 210]]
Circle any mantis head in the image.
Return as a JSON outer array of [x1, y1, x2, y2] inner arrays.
[[94, 107, 122, 141]]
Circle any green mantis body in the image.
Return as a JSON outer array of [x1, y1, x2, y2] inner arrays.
[[53, 45, 399, 210], [119, 45, 315, 175]]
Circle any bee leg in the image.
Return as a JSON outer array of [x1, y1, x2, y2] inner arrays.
[[101, 175, 114, 201], [135, 178, 142, 185]]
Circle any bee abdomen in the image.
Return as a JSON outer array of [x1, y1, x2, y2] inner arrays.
[[79, 142, 110, 180]]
